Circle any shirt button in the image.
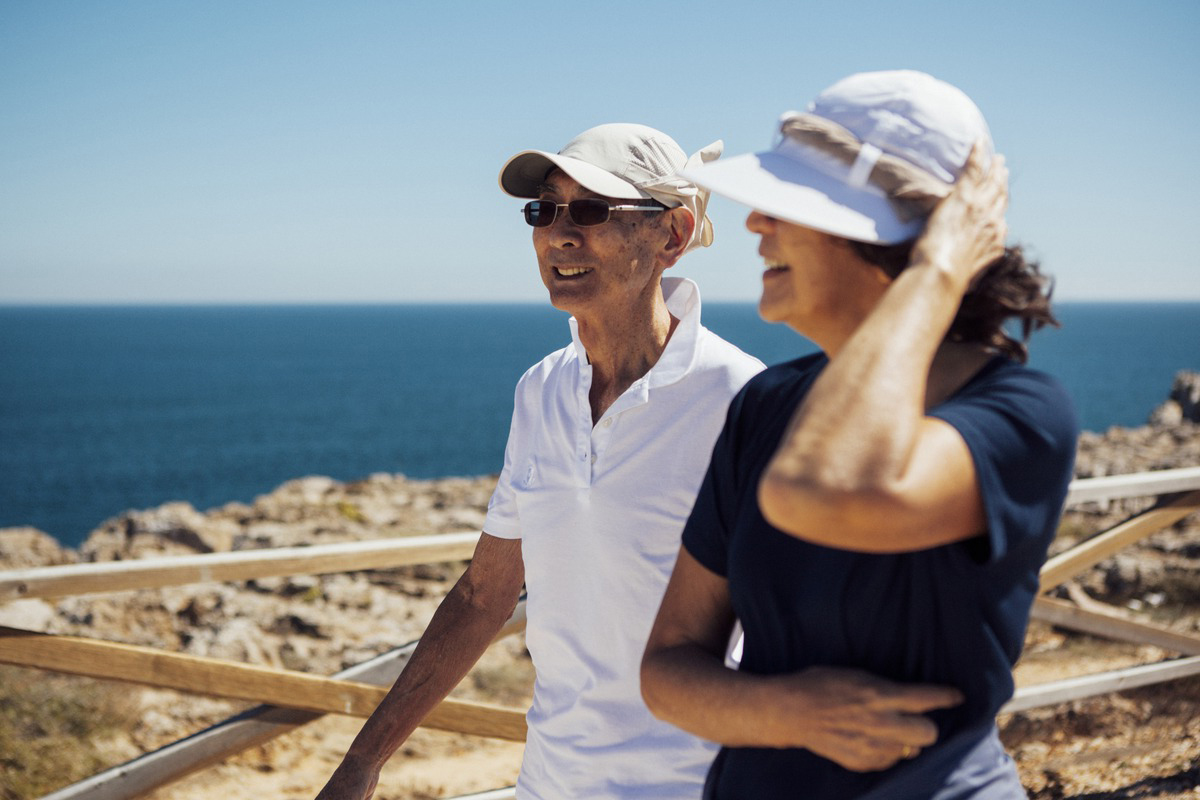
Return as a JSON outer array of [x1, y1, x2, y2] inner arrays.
[[590, 453, 597, 464], [602, 418, 613, 428]]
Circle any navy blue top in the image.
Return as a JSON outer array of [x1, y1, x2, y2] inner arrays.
[[683, 353, 1078, 799]]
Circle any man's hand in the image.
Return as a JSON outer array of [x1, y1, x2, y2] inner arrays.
[[315, 756, 380, 800], [910, 142, 1009, 294], [768, 666, 964, 772], [313, 534, 524, 800]]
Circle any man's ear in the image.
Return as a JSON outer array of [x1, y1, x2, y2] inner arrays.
[[658, 207, 695, 269]]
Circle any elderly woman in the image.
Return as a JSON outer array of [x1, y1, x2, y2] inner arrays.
[[641, 71, 1078, 799]]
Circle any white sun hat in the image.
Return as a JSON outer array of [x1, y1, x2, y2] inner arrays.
[[681, 70, 994, 244], [499, 123, 723, 252]]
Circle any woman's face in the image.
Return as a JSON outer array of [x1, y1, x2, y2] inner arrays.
[[745, 210, 855, 332]]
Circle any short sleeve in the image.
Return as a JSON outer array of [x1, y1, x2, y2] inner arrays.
[[932, 363, 1079, 565], [482, 387, 525, 540]]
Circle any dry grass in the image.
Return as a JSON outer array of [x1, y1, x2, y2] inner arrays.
[[0, 666, 138, 799]]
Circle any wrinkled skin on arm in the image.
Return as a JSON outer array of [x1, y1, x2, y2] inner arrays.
[[757, 144, 1009, 553], [315, 533, 524, 800]]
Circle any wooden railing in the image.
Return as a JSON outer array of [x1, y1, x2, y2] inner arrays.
[[24, 603, 529, 800], [0, 531, 482, 602], [1, 465, 1197, 800], [1011, 466, 1200, 711]]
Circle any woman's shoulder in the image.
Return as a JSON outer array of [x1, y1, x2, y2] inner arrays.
[[729, 352, 829, 425], [741, 352, 828, 396], [962, 356, 1075, 412], [945, 355, 1080, 447]]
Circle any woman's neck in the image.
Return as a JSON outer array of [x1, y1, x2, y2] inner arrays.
[[924, 341, 995, 408]]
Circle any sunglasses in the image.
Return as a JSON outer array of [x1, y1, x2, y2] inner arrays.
[[522, 199, 666, 227]]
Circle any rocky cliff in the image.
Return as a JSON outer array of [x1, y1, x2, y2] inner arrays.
[[1, 372, 1198, 799]]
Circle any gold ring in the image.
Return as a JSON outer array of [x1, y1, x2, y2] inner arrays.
[[902, 745, 916, 759]]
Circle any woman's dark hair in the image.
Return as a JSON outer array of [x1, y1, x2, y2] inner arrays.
[[848, 239, 1057, 364]]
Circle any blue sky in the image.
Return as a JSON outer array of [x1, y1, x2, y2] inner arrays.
[[2, 1, 1197, 303]]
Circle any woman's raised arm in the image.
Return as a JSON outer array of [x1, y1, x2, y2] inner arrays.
[[757, 146, 1009, 553]]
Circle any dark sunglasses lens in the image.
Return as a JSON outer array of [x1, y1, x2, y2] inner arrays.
[[523, 201, 556, 227], [568, 199, 611, 226]]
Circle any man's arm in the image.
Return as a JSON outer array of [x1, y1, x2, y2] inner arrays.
[[641, 548, 962, 772], [315, 532, 525, 800]]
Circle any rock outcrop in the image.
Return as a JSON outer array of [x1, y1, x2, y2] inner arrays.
[[1148, 369, 1200, 426], [1, 374, 1198, 800], [0, 473, 499, 677]]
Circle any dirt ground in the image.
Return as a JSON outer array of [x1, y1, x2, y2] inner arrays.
[[993, 500, 1200, 800], [1003, 623, 1200, 799]]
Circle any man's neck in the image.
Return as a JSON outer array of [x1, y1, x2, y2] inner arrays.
[[576, 295, 678, 424]]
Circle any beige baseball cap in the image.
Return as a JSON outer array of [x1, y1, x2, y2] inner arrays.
[[499, 123, 723, 252]]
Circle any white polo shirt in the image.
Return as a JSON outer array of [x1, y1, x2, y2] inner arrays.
[[485, 277, 764, 800]]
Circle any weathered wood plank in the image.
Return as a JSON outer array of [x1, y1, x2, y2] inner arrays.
[[446, 789, 518, 800], [1065, 466, 1200, 506], [0, 531, 480, 602], [0, 625, 526, 742], [1030, 596, 1200, 655], [1001, 656, 1200, 714], [1039, 490, 1200, 592], [38, 601, 527, 800]]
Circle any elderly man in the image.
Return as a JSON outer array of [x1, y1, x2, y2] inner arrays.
[[316, 123, 764, 799]]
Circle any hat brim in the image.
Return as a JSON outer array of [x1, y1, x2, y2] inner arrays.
[[682, 151, 925, 245], [499, 150, 650, 200]]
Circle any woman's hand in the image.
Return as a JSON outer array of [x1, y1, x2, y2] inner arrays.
[[910, 142, 1009, 294], [768, 666, 964, 772]]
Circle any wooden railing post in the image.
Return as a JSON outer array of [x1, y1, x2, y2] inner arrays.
[[38, 601, 527, 800]]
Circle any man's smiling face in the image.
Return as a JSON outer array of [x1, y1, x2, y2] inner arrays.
[[532, 170, 670, 323]]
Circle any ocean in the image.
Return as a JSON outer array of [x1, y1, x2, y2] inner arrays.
[[1, 302, 1197, 548]]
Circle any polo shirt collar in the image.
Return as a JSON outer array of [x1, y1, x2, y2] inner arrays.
[[567, 276, 703, 391], [647, 276, 702, 389]]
